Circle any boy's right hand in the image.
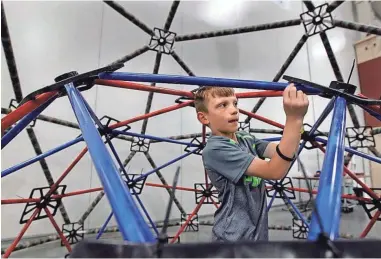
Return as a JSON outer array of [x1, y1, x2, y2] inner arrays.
[[283, 83, 309, 121]]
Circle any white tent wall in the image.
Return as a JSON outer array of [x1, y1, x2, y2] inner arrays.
[[1, 1, 375, 240]]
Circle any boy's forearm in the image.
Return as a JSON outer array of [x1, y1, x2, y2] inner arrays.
[[268, 117, 302, 178], [279, 117, 303, 158]]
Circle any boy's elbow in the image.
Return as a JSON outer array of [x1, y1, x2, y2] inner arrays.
[[262, 162, 286, 180], [272, 171, 285, 180], [266, 159, 289, 180], [263, 170, 283, 180], [269, 167, 287, 180]]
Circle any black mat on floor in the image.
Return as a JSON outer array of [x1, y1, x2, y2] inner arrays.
[[69, 238, 381, 258]]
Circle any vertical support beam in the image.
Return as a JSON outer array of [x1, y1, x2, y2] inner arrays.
[[163, 0, 180, 32], [308, 97, 347, 240], [141, 52, 162, 134], [1, 2, 23, 103], [320, 31, 360, 129], [65, 83, 155, 242]]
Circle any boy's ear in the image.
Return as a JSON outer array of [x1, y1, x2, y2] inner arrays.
[[197, 111, 209, 126]]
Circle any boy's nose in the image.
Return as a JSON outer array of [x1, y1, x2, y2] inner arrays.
[[230, 107, 238, 114]]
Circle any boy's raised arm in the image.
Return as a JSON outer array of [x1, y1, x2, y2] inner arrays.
[[245, 84, 308, 180]]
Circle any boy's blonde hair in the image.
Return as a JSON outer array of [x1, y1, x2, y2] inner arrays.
[[194, 87, 235, 112]]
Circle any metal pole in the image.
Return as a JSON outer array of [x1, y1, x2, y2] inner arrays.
[[315, 137, 381, 164], [132, 148, 200, 184], [99, 72, 320, 93], [65, 83, 155, 242], [308, 97, 347, 240], [1, 137, 83, 177]]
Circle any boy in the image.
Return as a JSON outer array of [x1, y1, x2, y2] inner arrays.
[[194, 84, 309, 242]]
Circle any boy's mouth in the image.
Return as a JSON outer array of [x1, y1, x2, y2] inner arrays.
[[228, 119, 239, 123]]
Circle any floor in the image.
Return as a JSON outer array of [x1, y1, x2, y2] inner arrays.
[[2, 204, 380, 258]]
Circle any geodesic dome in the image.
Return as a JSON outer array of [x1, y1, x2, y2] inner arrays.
[[2, 1, 381, 258]]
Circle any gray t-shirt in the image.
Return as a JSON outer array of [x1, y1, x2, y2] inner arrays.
[[202, 131, 270, 242]]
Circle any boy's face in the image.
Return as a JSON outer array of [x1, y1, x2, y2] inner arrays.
[[197, 94, 239, 136]]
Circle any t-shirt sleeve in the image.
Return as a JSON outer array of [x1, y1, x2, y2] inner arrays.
[[202, 138, 255, 184], [253, 137, 271, 159]]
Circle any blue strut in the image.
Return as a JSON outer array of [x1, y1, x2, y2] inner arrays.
[[307, 97, 347, 240], [315, 137, 381, 164], [2, 136, 83, 178], [131, 149, 200, 184], [65, 83, 155, 243], [96, 212, 114, 240], [99, 72, 321, 94]]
